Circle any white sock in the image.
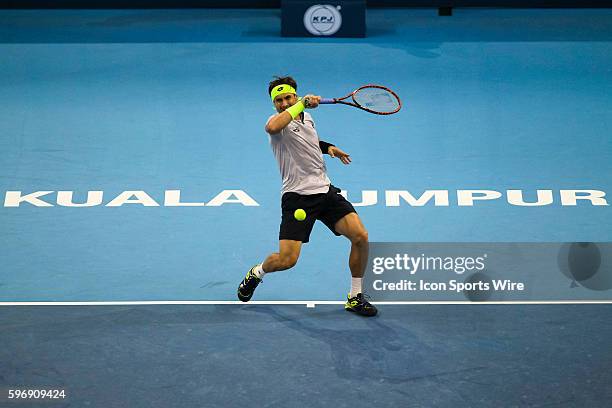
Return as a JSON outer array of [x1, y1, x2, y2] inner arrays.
[[253, 263, 266, 279], [350, 277, 362, 298]]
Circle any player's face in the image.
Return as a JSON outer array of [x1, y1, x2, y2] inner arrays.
[[273, 92, 298, 113]]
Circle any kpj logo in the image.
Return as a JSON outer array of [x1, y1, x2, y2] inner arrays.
[[303, 5, 343, 36]]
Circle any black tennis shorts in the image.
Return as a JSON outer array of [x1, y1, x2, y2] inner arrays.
[[279, 185, 356, 243]]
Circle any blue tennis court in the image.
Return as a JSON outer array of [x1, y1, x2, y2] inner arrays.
[[1, 6, 611, 407]]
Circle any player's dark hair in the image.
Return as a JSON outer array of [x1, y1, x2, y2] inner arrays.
[[268, 76, 298, 96]]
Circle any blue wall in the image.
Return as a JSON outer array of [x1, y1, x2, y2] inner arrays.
[[2, 0, 612, 9]]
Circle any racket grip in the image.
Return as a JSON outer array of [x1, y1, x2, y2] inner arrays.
[[319, 98, 335, 104]]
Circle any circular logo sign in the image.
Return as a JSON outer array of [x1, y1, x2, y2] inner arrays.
[[303, 5, 342, 36]]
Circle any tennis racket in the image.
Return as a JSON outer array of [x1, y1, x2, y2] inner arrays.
[[319, 85, 401, 115]]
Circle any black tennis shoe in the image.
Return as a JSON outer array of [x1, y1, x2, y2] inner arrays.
[[345, 293, 378, 317], [237, 265, 262, 302]]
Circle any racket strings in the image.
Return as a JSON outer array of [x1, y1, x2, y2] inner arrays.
[[352, 87, 400, 113]]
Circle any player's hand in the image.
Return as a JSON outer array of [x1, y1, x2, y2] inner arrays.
[[303, 95, 321, 109], [328, 146, 351, 165]]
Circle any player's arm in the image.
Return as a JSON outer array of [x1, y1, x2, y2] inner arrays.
[[265, 109, 296, 134], [319, 140, 335, 155], [325, 143, 351, 165], [265, 95, 321, 134]]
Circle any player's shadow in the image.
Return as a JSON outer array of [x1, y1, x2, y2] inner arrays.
[[246, 305, 485, 383]]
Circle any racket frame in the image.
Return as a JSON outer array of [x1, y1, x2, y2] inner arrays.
[[319, 84, 402, 115]]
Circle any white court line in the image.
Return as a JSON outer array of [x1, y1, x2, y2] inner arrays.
[[0, 300, 612, 306]]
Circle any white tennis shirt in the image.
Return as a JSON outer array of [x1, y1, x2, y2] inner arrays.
[[266, 111, 331, 195]]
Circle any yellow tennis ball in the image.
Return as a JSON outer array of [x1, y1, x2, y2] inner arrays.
[[294, 208, 306, 221]]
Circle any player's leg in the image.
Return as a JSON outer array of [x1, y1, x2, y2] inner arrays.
[[237, 240, 302, 302], [334, 213, 377, 316], [319, 185, 377, 316], [333, 212, 369, 279], [238, 191, 319, 302], [262, 239, 302, 272], [319, 186, 369, 281]]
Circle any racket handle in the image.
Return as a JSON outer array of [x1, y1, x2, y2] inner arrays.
[[319, 98, 335, 104]]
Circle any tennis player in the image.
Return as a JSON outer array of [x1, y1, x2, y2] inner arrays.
[[237, 76, 377, 317]]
